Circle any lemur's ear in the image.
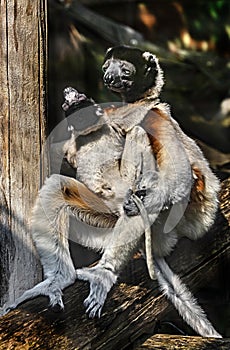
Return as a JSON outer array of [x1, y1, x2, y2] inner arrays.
[[105, 47, 113, 55], [142, 52, 156, 66]]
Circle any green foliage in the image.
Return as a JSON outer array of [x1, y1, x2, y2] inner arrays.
[[209, 0, 226, 20], [183, 0, 230, 48]]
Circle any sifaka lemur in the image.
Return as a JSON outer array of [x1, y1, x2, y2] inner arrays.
[[1, 46, 221, 338]]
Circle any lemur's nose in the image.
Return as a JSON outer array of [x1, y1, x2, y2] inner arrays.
[[104, 73, 114, 84], [103, 73, 120, 85]]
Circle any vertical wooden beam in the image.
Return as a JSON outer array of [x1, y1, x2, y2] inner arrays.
[[0, 0, 47, 304]]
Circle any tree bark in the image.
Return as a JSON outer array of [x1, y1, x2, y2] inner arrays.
[[0, 0, 47, 305], [0, 179, 229, 349], [136, 334, 230, 350]]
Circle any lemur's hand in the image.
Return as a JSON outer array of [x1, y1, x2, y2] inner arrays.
[[123, 188, 147, 216]]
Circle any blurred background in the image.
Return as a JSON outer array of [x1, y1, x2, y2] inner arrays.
[[48, 0, 230, 180], [48, 0, 230, 336]]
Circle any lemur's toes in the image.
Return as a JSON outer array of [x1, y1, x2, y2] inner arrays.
[[76, 266, 117, 318], [87, 303, 102, 319], [0, 304, 16, 316], [49, 303, 64, 313]]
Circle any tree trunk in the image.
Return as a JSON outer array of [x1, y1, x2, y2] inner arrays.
[[0, 0, 47, 305]]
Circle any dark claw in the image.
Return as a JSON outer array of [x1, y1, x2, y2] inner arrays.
[[50, 303, 64, 313], [4, 306, 14, 313], [86, 302, 101, 319], [83, 298, 90, 308]]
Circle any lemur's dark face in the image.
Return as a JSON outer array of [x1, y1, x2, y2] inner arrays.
[[102, 46, 158, 102], [102, 59, 136, 94]]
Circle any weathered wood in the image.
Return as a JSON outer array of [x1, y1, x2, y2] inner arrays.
[[0, 179, 229, 349], [136, 334, 230, 350], [0, 0, 47, 305], [220, 178, 230, 224]]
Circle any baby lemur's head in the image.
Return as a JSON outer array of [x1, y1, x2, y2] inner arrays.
[[102, 45, 164, 102]]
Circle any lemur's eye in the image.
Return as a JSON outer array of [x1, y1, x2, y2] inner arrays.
[[122, 68, 131, 76]]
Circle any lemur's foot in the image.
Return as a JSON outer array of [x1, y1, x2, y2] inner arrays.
[[123, 189, 147, 216], [76, 266, 117, 318], [48, 289, 64, 312], [0, 303, 17, 316], [62, 86, 87, 112]]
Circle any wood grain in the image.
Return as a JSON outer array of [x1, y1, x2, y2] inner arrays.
[[137, 334, 230, 350], [0, 0, 47, 305]]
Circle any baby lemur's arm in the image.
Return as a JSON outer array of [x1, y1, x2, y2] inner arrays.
[[60, 86, 105, 169]]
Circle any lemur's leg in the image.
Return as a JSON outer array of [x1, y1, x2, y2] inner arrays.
[[76, 126, 163, 318], [1, 175, 116, 315], [31, 174, 116, 312], [1, 176, 78, 314], [0, 277, 66, 315]]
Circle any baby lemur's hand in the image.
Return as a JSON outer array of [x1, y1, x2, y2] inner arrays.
[[62, 86, 88, 115]]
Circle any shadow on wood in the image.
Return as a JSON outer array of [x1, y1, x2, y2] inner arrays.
[[0, 179, 229, 350]]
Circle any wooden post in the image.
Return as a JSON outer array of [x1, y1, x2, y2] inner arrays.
[[0, 0, 47, 305]]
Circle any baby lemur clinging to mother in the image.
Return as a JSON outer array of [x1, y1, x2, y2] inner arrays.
[[1, 46, 221, 338]]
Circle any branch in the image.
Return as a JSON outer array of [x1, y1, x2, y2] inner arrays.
[[57, 0, 143, 45]]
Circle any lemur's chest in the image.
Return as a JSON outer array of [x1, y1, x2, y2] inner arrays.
[[74, 101, 163, 213], [75, 126, 128, 213]]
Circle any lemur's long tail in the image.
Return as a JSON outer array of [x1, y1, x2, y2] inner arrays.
[[154, 257, 222, 338]]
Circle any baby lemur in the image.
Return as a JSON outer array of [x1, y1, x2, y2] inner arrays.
[[1, 46, 221, 338]]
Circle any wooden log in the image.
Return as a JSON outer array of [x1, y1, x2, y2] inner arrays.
[[136, 334, 230, 350], [0, 179, 229, 349], [0, 0, 47, 305]]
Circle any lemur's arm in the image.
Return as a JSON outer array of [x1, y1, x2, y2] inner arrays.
[[62, 86, 96, 116], [62, 86, 104, 126]]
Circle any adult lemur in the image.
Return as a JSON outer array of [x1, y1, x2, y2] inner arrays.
[[1, 46, 221, 338]]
